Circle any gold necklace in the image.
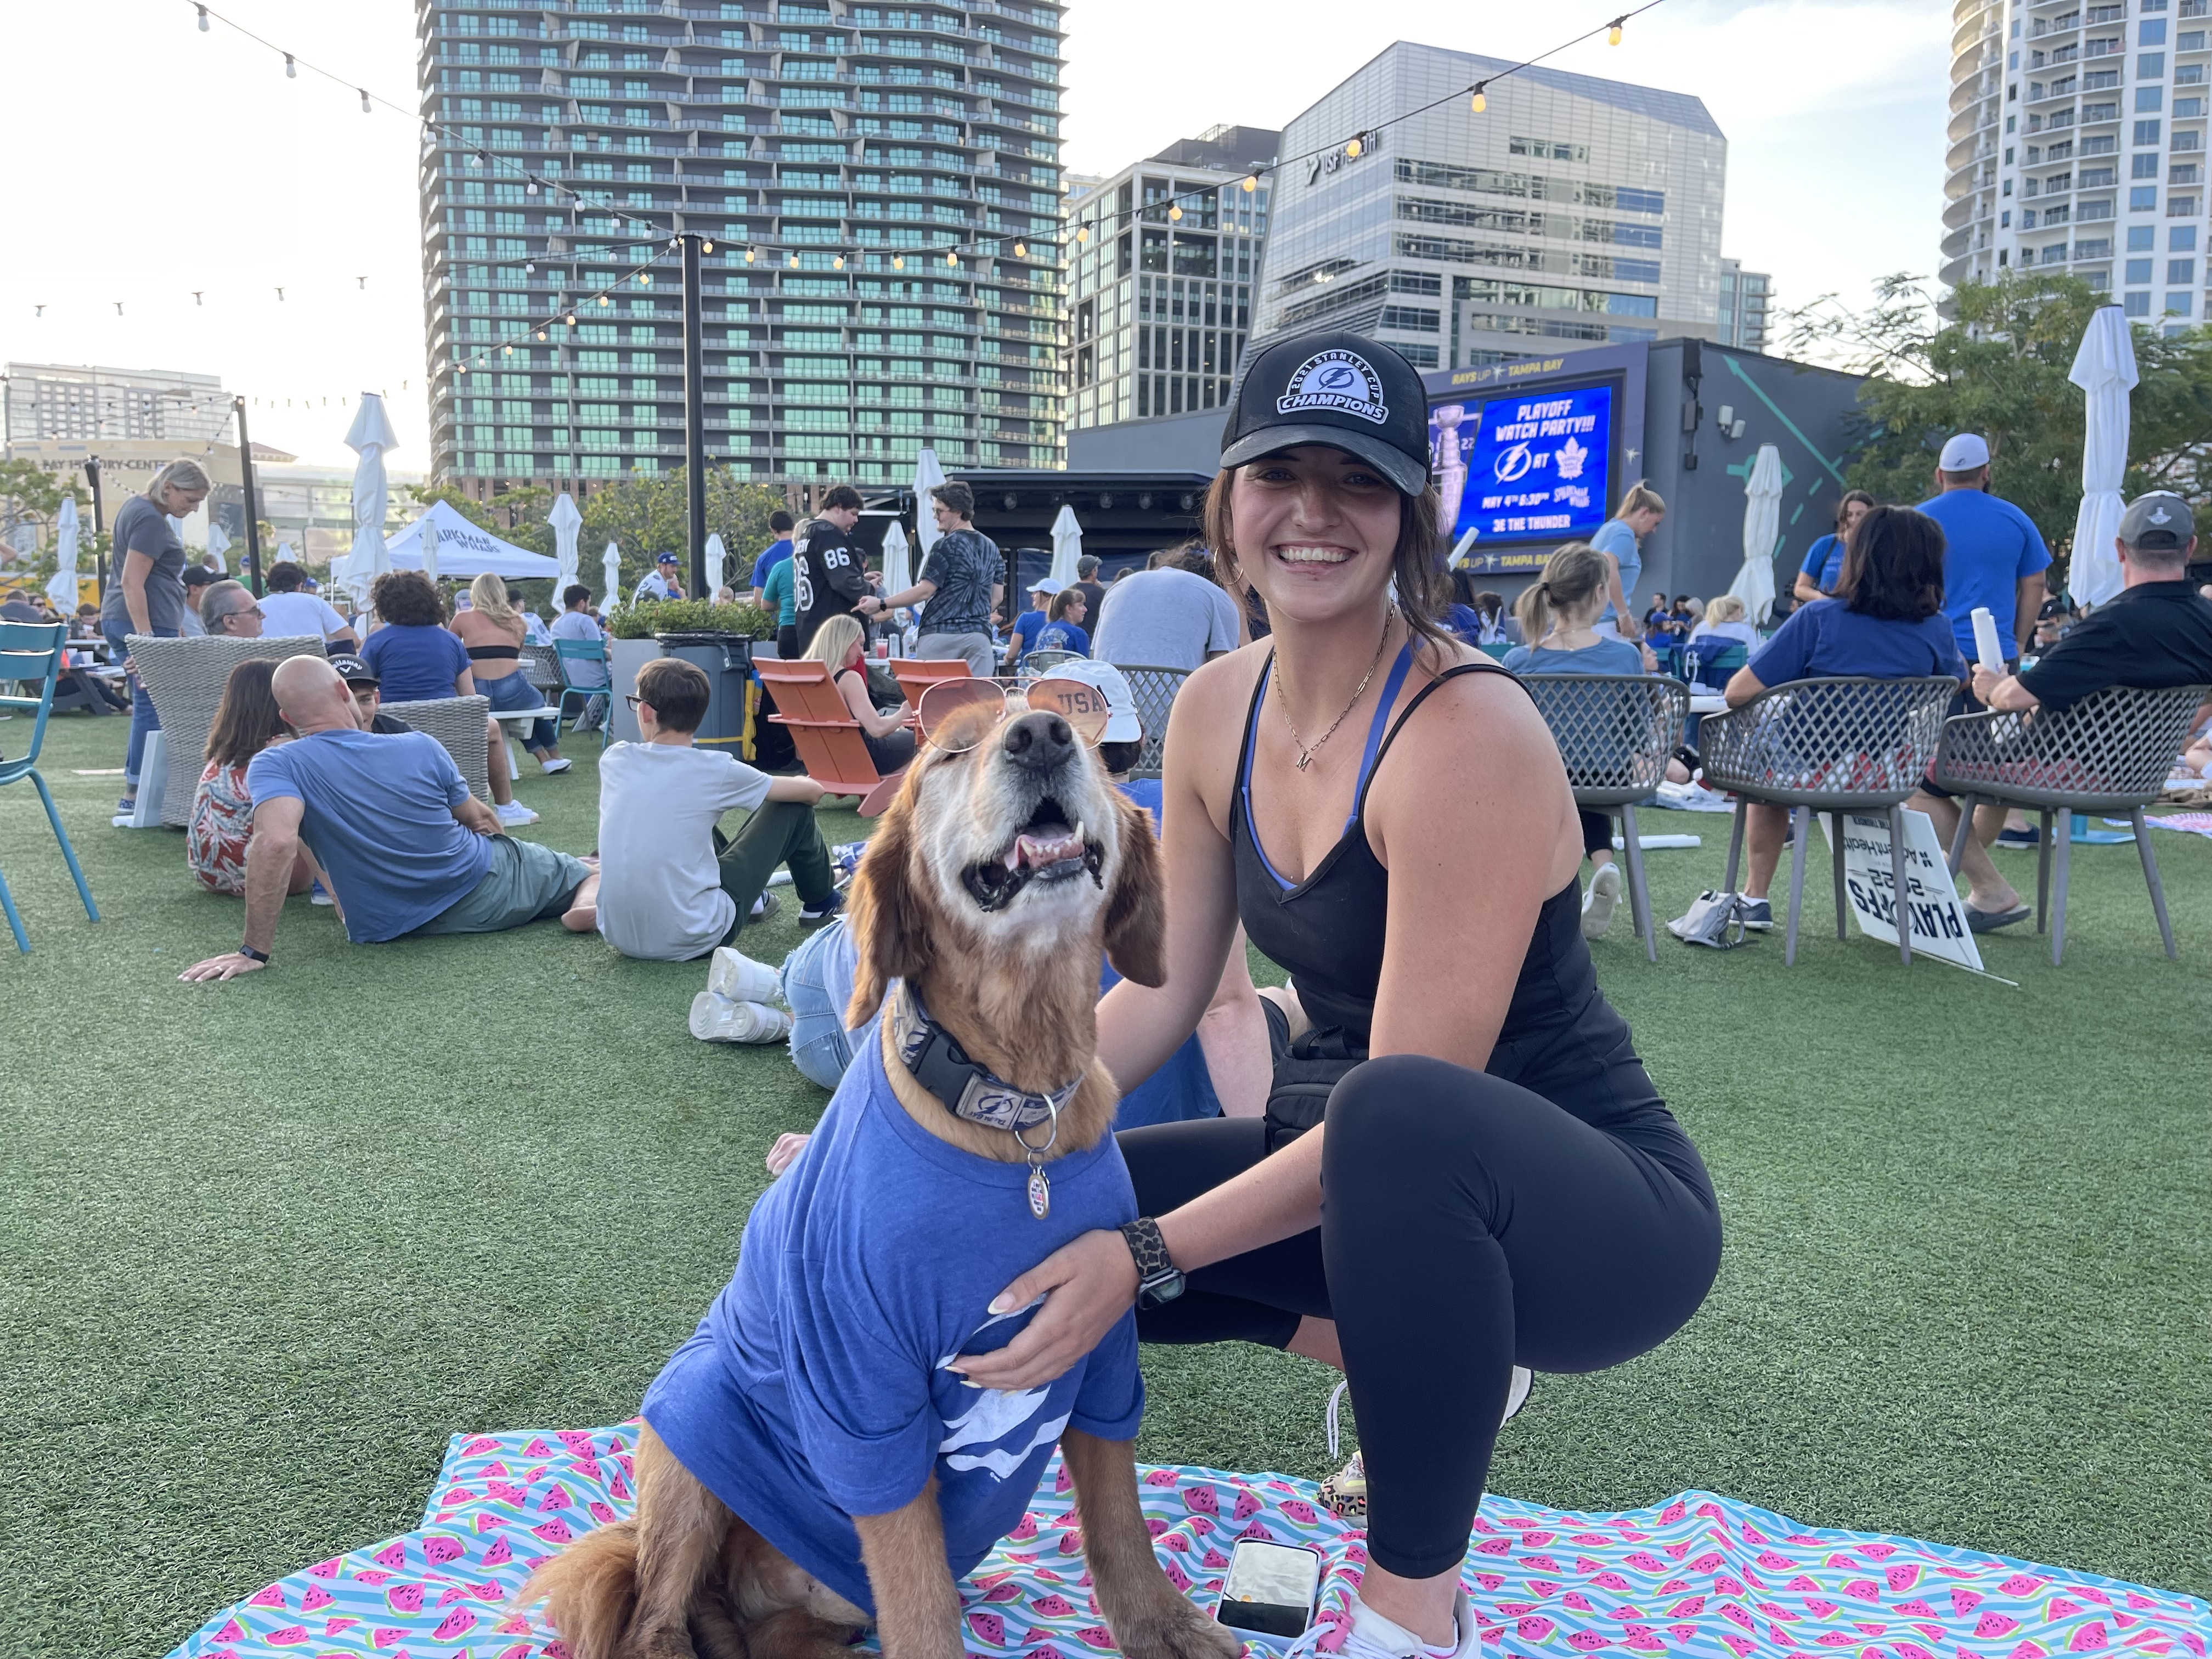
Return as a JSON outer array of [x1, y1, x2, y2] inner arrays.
[[1277, 606, 1395, 772]]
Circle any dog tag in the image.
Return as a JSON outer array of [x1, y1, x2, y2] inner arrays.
[[1026, 1165, 1051, 1221]]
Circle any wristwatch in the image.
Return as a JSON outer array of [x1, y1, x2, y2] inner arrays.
[[1118, 1217, 1186, 1309], [238, 944, 271, 964]]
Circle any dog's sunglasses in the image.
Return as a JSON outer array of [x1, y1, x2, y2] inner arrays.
[[915, 677, 1113, 753]]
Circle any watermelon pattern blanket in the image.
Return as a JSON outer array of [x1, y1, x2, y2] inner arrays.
[[169, 1424, 2209, 1659]]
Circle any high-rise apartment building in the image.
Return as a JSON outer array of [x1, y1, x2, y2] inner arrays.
[[1061, 125, 1278, 428], [416, 0, 1067, 499], [1945, 0, 2211, 328], [1717, 259, 1771, 350], [1248, 43, 1725, 373], [3, 363, 232, 445]]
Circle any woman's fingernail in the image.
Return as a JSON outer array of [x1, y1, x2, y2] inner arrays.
[[988, 1294, 1013, 1313]]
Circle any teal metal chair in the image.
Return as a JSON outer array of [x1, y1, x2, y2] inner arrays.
[[552, 637, 612, 749], [0, 620, 100, 952]]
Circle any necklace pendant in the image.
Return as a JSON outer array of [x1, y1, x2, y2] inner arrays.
[[1026, 1165, 1051, 1220], [1295, 751, 1312, 772]]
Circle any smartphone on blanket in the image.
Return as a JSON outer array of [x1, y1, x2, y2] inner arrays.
[[1215, 1540, 1323, 1640]]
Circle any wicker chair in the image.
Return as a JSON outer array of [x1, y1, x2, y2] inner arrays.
[[1519, 675, 1689, 962], [127, 634, 326, 826], [380, 694, 496, 803], [1929, 682, 2210, 964], [1118, 664, 1193, 780], [1701, 675, 1959, 966]]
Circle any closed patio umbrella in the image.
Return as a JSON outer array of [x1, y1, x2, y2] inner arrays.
[[2068, 303, 2137, 608], [335, 393, 399, 607], [602, 540, 622, 607], [1728, 444, 1784, 624], [420, 513, 441, 584], [913, 446, 947, 560], [44, 495, 80, 613], [549, 493, 582, 595], [204, 520, 230, 575], [881, 518, 913, 597], [1048, 505, 1083, 588], [706, 532, 727, 598]]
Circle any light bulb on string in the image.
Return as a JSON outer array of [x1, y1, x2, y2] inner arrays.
[[744, 248, 756, 263], [1168, 204, 1183, 221], [893, 255, 905, 269], [284, 53, 296, 78], [1014, 241, 1028, 258], [1470, 86, 1486, 113], [703, 239, 714, 252], [537, 330, 548, 341], [526, 180, 538, 196], [832, 254, 845, 269], [1608, 17, 1624, 43], [1242, 174, 1258, 193], [566, 313, 577, 325], [1345, 137, 1362, 159], [946, 250, 958, 267], [525, 261, 535, 274], [360, 89, 372, 114], [1076, 225, 1090, 243], [788, 253, 799, 267], [196, 5, 208, 29]]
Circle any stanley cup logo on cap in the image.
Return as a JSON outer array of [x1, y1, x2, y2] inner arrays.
[[1277, 349, 1390, 425], [2148, 503, 2174, 524]]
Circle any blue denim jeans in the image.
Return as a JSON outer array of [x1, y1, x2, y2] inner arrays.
[[782, 919, 858, 1090], [103, 620, 178, 787], [478, 668, 556, 753]]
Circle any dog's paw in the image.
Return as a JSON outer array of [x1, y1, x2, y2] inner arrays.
[[1109, 1593, 1243, 1659]]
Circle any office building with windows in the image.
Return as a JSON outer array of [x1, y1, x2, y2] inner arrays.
[[1245, 42, 1724, 373], [417, 0, 1067, 499], [1717, 260, 1771, 350], [3, 363, 232, 445], [1061, 125, 1278, 428], [1946, 0, 2212, 328]]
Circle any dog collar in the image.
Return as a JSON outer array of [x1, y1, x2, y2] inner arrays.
[[889, 981, 1085, 1134]]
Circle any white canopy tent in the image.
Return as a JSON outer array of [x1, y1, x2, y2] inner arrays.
[[44, 496, 80, 613], [382, 500, 558, 578], [2067, 303, 2137, 608], [1048, 504, 1084, 588], [1727, 444, 1784, 625]]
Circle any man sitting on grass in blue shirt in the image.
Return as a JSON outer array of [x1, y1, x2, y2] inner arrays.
[[178, 656, 597, 981]]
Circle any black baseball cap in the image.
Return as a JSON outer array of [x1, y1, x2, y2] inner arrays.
[[1220, 330, 1434, 496], [2118, 490, 2194, 550], [329, 654, 378, 686]]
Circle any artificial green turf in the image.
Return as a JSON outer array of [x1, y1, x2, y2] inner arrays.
[[1, 711, 2208, 1657]]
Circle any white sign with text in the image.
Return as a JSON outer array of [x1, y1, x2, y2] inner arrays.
[[1818, 809, 1986, 972]]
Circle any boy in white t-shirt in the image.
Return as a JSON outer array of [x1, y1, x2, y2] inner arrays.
[[595, 657, 842, 961]]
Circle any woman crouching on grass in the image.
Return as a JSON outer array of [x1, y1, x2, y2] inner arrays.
[[948, 332, 1722, 1659], [188, 659, 324, 901]]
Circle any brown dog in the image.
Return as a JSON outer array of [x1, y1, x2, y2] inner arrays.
[[524, 695, 1237, 1659]]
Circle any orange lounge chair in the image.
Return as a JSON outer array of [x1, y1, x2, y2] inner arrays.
[[891, 657, 974, 706], [753, 657, 906, 817]]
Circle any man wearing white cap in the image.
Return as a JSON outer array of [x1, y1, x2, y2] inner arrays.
[[1915, 433, 2052, 673]]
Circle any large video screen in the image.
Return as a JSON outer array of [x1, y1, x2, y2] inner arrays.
[[1429, 381, 1618, 573]]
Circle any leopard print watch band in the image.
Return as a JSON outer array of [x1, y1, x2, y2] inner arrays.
[[1118, 1217, 1186, 1307]]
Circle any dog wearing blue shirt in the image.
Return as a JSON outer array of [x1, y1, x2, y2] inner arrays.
[[523, 695, 1233, 1659]]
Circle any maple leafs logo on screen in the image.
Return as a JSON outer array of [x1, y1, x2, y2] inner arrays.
[[1556, 436, 1589, 481]]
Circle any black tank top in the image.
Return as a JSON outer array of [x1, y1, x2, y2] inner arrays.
[[1231, 643, 1651, 1118]]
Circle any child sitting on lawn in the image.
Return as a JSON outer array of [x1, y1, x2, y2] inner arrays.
[[594, 657, 842, 962]]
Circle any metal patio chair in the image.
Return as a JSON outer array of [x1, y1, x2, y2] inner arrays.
[[0, 622, 100, 952], [379, 694, 496, 803], [1117, 664, 1193, 780]]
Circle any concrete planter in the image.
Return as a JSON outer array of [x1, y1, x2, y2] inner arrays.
[[606, 635, 667, 744]]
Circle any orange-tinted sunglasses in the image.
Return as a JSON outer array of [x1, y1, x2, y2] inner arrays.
[[916, 676, 1113, 753]]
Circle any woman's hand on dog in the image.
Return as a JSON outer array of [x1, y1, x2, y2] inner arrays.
[[951, 1230, 1139, 1391]]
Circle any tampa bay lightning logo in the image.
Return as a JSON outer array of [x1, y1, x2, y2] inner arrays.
[[1277, 349, 1389, 425]]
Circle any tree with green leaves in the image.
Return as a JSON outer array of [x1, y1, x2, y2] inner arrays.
[[1776, 271, 2212, 585], [1, 459, 80, 582], [580, 469, 786, 601]]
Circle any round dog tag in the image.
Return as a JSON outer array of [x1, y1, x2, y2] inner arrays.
[[1026, 1165, 1051, 1221]]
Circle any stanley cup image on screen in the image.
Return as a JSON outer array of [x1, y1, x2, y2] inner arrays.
[[1430, 382, 1619, 572]]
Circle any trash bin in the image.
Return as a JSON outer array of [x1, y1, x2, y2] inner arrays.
[[654, 632, 754, 753]]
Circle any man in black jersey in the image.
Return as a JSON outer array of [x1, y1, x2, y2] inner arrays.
[[792, 484, 871, 651]]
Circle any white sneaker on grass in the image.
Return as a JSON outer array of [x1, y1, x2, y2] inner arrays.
[[1580, 862, 1622, 939], [540, 756, 572, 775], [689, 991, 794, 1044], [494, 800, 539, 827], [708, 945, 784, 1005]]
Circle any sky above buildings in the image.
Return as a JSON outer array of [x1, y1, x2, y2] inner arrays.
[[2, 0, 1946, 468]]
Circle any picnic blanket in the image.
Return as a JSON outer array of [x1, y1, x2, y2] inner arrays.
[[170, 1424, 2210, 1659]]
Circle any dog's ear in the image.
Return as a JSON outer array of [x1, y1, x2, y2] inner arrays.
[[1102, 790, 1169, 988], [845, 777, 934, 1026]]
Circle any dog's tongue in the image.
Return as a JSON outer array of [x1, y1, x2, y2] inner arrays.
[[1007, 821, 1086, 870]]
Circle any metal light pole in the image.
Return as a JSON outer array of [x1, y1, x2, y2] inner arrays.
[[233, 396, 263, 596], [83, 458, 106, 599], [680, 233, 708, 599]]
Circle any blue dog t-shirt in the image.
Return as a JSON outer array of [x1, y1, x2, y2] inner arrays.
[[641, 1029, 1144, 1615]]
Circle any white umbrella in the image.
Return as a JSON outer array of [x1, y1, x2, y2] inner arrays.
[[706, 532, 727, 597], [601, 540, 622, 606], [1048, 504, 1084, 588], [913, 446, 947, 559], [1728, 443, 1784, 625], [44, 495, 80, 613], [204, 520, 230, 575], [549, 492, 583, 594], [420, 512, 441, 584], [337, 393, 400, 606], [881, 519, 913, 598], [2068, 303, 2137, 608]]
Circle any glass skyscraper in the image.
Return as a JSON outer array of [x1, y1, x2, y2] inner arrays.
[[417, 0, 1066, 501]]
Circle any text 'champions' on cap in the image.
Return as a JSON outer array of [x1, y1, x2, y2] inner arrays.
[[1220, 331, 1435, 496]]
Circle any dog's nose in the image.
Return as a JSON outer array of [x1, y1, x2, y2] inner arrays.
[[1001, 709, 1075, 771]]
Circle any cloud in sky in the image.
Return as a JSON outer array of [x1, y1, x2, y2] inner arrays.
[[1, 0, 1949, 467]]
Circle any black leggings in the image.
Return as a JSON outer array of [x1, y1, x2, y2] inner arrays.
[[1119, 1054, 1720, 1581], [1579, 809, 1613, 857]]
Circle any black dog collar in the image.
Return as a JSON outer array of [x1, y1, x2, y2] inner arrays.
[[889, 981, 1084, 1133]]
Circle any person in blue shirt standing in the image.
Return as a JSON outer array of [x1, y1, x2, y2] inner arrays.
[[1590, 481, 1666, 640], [1792, 490, 1876, 603], [747, 511, 797, 605]]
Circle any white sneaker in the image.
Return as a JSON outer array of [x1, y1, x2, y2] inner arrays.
[[540, 757, 572, 775], [1580, 862, 1622, 939], [689, 991, 794, 1044], [494, 800, 540, 827], [708, 945, 783, 1005], [1286, 1589, 1479, 1659]]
